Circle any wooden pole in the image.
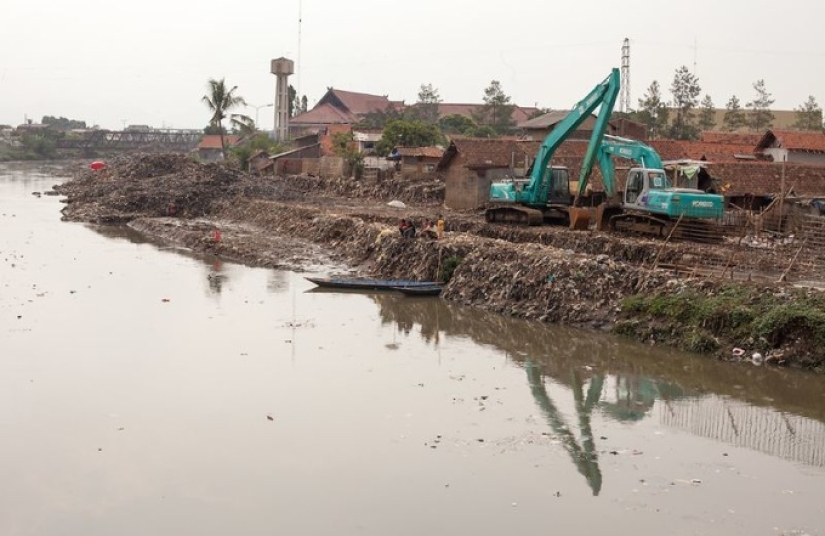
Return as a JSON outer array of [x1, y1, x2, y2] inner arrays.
[[652, 213, 685, 271], [777, 238, 807, 283], [779, 155, 786, 234]]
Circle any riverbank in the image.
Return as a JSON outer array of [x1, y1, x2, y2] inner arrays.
[[54, 154, 825, 372]]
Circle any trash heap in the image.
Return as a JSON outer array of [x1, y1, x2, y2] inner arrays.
[[56, 153, 258, 223], [276, 174, 445, 205]]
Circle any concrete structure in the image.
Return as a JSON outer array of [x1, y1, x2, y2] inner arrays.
[[271, 57, 295, 141], [353, 130, 383, 154]]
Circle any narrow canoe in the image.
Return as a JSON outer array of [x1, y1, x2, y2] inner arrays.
[[392, 285, 443, 297], [305, 277, 441, 291]]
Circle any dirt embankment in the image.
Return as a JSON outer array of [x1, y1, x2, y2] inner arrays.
[[55, 154, 825, 373]]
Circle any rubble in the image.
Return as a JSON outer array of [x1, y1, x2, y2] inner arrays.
[[53, 153, 825, 372]]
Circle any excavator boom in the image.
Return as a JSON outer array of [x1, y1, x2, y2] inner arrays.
[[487, 69, 621, 226]]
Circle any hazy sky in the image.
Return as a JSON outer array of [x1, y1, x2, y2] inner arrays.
[[3, 0, 823, 130]]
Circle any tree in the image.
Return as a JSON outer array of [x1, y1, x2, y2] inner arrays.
[[438, 114, 478, 136], [746, 79, 775, 132], [355, 104, 405, 130], [288, 85, 297, 117], [722, 95, 747, 131], [669, 66, 701, 140], [21, 131, 61, 159], [409, 83, 442, 124], [229, 133, 286, 171], [792, 96, 823, 131], [229, 114, 256, 137], [41, 116, 86, 130], [331, 131, 364, 176], [201, 78, 246, 158], [472, 80, 516, 135], [463, 124, 496, 138], [636, 81, 669, 140], [698, 95, 716, 132], [374, 118, 444, 156], [288, 85, 308, 117]]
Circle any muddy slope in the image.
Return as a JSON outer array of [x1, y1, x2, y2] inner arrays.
[[55, 154, 825, 372]]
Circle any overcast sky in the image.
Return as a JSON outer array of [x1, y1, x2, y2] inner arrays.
[[3, 0, 823, 130]]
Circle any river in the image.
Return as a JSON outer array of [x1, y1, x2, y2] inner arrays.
[[2, 162, 825, 536]]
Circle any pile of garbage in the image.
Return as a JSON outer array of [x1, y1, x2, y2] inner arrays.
[[56, 153, 271, 223], [277, 174, 445, 205]]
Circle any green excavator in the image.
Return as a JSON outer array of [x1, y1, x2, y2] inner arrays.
[[486, 68, 725, 240], [487, 69, 621, 228]]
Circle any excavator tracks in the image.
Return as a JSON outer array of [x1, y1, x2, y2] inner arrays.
[[608, 213, 723, 244], [485, 205, 545, 226]]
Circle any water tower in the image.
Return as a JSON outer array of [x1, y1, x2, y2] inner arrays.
[[271, 57, 294, 141]]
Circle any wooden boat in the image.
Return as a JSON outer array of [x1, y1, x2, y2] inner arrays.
[[305, 276, 441, 291], [392, 285, 443, 297]]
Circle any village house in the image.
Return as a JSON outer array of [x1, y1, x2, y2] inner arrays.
[[755, 129, 825, 166], [516, 112, 646, 141], [290, 89, 404, 138], [196, 135, 240, 162], [391, 146, 444, 178]]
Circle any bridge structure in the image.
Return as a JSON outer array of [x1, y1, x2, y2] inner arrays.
[[56, 129, 203, 153]]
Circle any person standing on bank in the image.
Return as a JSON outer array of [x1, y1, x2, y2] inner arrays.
[[436, 214, 445, 239]]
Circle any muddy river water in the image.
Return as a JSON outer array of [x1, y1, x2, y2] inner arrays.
[[2, 162, 825, 536]]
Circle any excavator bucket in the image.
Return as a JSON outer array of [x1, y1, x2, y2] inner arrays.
[[568, 207, 590, 230], [595, 204, 622, 231]]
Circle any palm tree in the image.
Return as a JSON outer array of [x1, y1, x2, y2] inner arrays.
[[229, 113, 257, 137], [201, 78, 246, 158]]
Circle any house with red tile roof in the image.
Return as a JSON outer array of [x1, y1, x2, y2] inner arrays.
[[290, 89, 405, 137], [196, 134, 241, 162], [393, 146, 445, 177], [755, 129, 825, 166], [291, 88, 541, 138]]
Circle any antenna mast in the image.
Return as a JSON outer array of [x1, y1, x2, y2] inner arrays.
[[619, 38, 631, 113], [297, 0, 303, 98]]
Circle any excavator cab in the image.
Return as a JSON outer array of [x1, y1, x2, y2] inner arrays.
[[623, 168, 671, 210], [546, 166, 571, 204]]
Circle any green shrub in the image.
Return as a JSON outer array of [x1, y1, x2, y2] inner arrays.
[[438, 255, 462, 283]]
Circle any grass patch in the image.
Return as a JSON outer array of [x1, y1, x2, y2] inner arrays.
[[617, 284, 825, 362]]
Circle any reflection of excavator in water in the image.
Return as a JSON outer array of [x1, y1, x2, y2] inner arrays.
[[525, 362, 603, 496], [486, 68, 725, 242]]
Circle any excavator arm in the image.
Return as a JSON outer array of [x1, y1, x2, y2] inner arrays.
[[592, 135, 665, 197], [520, 68, 621, 204]]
